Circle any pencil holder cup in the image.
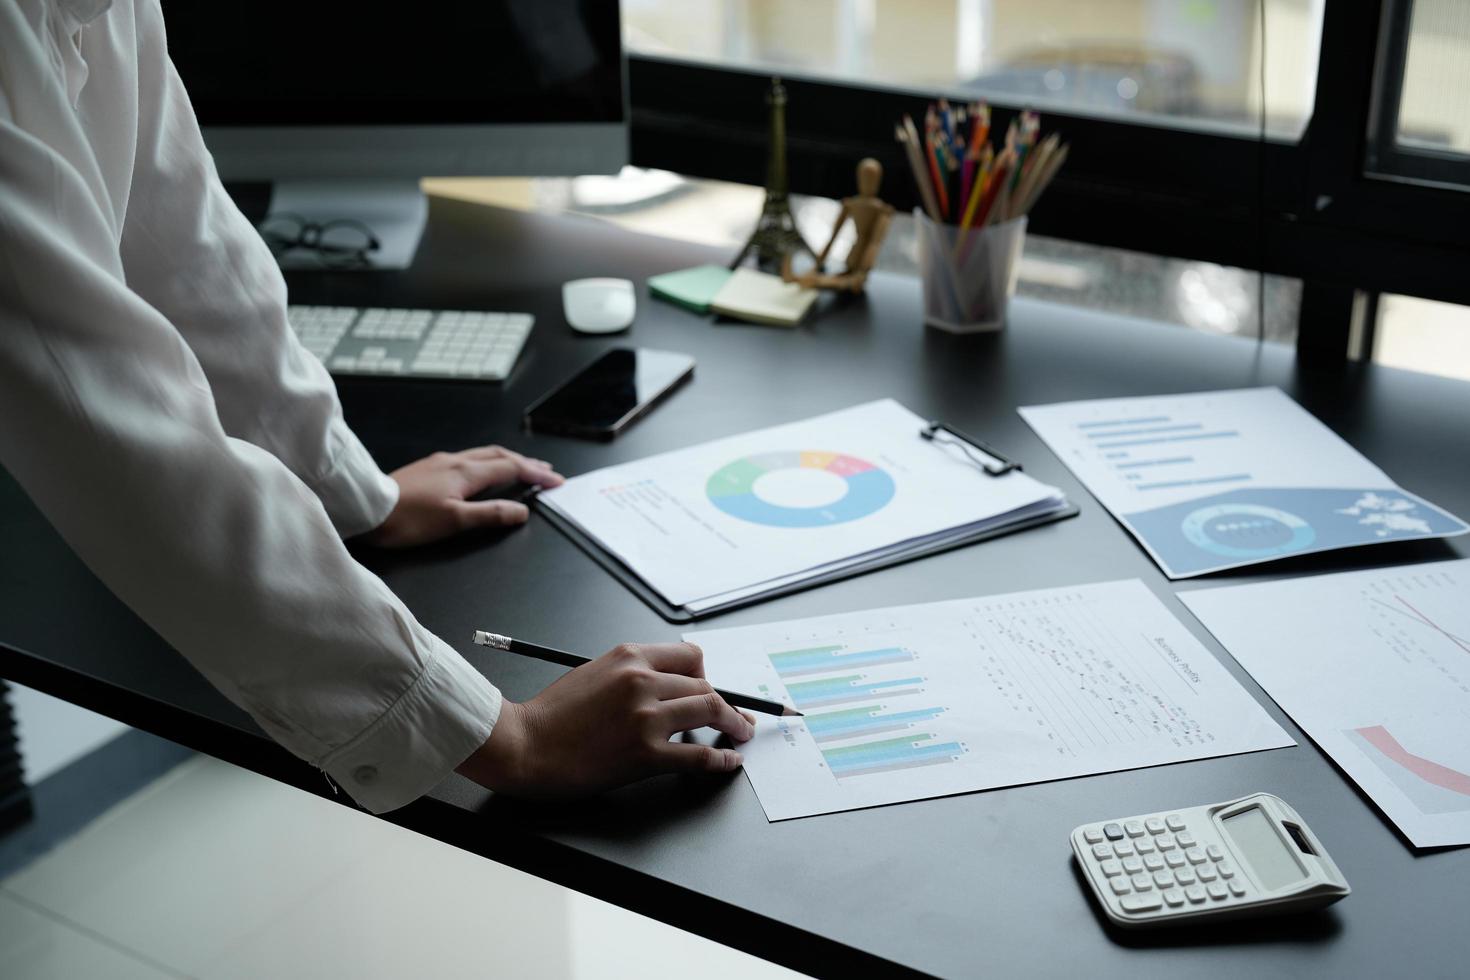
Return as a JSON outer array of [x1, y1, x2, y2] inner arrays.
[[915, 210, 1027, 333]]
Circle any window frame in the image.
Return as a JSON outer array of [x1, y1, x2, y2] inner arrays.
[[1364, 0, 1470, 189], [624, 1, 1470, 361]]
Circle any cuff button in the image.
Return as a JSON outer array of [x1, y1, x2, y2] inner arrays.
[[353, 765, 379, 785]]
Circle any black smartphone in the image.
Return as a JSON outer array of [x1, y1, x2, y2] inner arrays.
[[524, 347, 695, 440]]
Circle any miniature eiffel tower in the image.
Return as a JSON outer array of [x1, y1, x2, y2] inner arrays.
[[732, 77, 816, 272]]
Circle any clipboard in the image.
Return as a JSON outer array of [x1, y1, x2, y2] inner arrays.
[[533, 419, 1079, 623]]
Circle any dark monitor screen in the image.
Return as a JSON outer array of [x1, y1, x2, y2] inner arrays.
[[163, 1, 624, 127]]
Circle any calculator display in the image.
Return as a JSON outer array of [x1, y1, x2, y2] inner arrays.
[[1222, 806, 1303, 891]]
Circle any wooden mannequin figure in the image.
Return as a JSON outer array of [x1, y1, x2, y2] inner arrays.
[[783, 157, 895, 293]]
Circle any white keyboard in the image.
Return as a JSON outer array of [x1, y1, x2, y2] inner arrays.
[[287, 305, 534, 380]]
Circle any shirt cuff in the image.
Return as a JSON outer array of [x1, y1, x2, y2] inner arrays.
[[319, 640, 502, 814], [307, 424, 400, 538]]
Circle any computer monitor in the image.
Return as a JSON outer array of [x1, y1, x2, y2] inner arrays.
[[163, 1, 627, 268]]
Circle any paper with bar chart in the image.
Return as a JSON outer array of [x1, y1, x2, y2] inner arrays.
[[688, 579, 1292, 821], [1019, 388, 1466, 578], [1182, 560, 1470, 848], [539, 399, 1069, 614]]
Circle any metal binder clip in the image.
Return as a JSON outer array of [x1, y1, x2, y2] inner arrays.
[[920, 421, 1022, 477]]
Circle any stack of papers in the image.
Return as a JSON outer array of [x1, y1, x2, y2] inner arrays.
[[538, 400, 1073, 618], [1019, 387, 1467, 578]]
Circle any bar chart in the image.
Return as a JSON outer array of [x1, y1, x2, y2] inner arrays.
[[803, 705, 947, 743], [822, 734, 966, 779], [769, 644, 914, 677], [764, 643, 965, 779], [693, 579, 1292, 820], [784, 674, 926, 709], [1077, 413, 1249, 492]]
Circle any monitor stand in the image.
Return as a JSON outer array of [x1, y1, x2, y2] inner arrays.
[[266, 180, 428, 271]]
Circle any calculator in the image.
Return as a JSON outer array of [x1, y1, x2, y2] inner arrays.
[[1071, 793, 1350, 928]]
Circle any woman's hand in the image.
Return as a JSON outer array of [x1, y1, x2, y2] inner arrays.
[[457, 642, 757, 797], [363, 445, 564, 548]]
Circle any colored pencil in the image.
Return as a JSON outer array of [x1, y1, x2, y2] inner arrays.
[[900, 115, 943, 221]]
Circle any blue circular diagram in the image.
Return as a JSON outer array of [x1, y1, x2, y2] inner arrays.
[[1180, 503, 1316, 559], [706, 450, 896, 528]]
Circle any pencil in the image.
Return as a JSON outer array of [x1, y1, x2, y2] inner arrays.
[[471, 631, 801, 717], [954, 153, 1013, 267], [896, 122, 942, 221], [1009, 133, 1059, 221], [969, 103, 990, 157], [924, 127, 950, 218], [976, 151, 1014, 228], [955, 146, 993, 242], [1018, 142, 1068, 217], [960, 149, 976, 216]]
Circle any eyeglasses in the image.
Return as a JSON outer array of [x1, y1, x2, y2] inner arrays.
[[920, 421, 1022, 477], [257, 212, 380, 267]]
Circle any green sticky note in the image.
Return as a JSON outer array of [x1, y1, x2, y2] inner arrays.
[[648, 264, 733, 314]]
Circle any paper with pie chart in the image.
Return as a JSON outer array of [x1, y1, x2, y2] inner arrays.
[[1181, 560, 1470, 848], [1019, 387, 1466, 579], [538, 399, 1069, 612]]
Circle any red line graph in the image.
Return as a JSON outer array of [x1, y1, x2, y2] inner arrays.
[[1369, 595, 1470, 655]]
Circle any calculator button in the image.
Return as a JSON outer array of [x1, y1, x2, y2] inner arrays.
[[1152, 871, 1173, 889], [1135, 838, 1155, 854], [1121, 894, 1162, 914], [1165, 852, 1186, 869], [1185, 885, 1207, 903], [1143, 854, 1165, 872], [1187, 849, 1208, 865], [1228, 879, 1247, 897], [1130, 874, 1154, 892], [1197, 865, 1218, 883], [1122, 857, 1144, 875], [1124, 821, 1145, 838], [1145, 817, 1166, 835], [1166, 814, 1187, 831], [1100, 859, 1123, 877], [1084, 827, 1105, 844], [1110, 878, 1132, 896], [1206, 844, 1225, 861], [1103, 823, 1125, 841], [1207, 883, 1229, 901], [1217, 862, 1236, 879], [1155, 834, 1176, 851], [1162, 889, 1185, 907], [1175, 868, 1197, 885], [1091, 844, 1112, 860], [1113, 841, 1135, 857], [1176, 832, 1197, 848]]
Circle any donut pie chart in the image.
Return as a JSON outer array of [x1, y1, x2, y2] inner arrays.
[[1180, 502, 1316, 558], [706, 451, 896, 528]]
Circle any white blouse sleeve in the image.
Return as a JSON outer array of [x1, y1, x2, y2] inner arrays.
[[0, 0, 502, 813], [118, 1, 395, 539]]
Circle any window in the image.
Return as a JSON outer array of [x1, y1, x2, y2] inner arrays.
[[1367, 0, 1470, 187], [620, 3, 1470, 363], [1374, 295, 1470, 381], [427, 169, 1298, 344], [625, 0, 1324, 137]]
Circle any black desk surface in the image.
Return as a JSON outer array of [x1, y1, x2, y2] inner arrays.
[[3, 198, 1468, 979]]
